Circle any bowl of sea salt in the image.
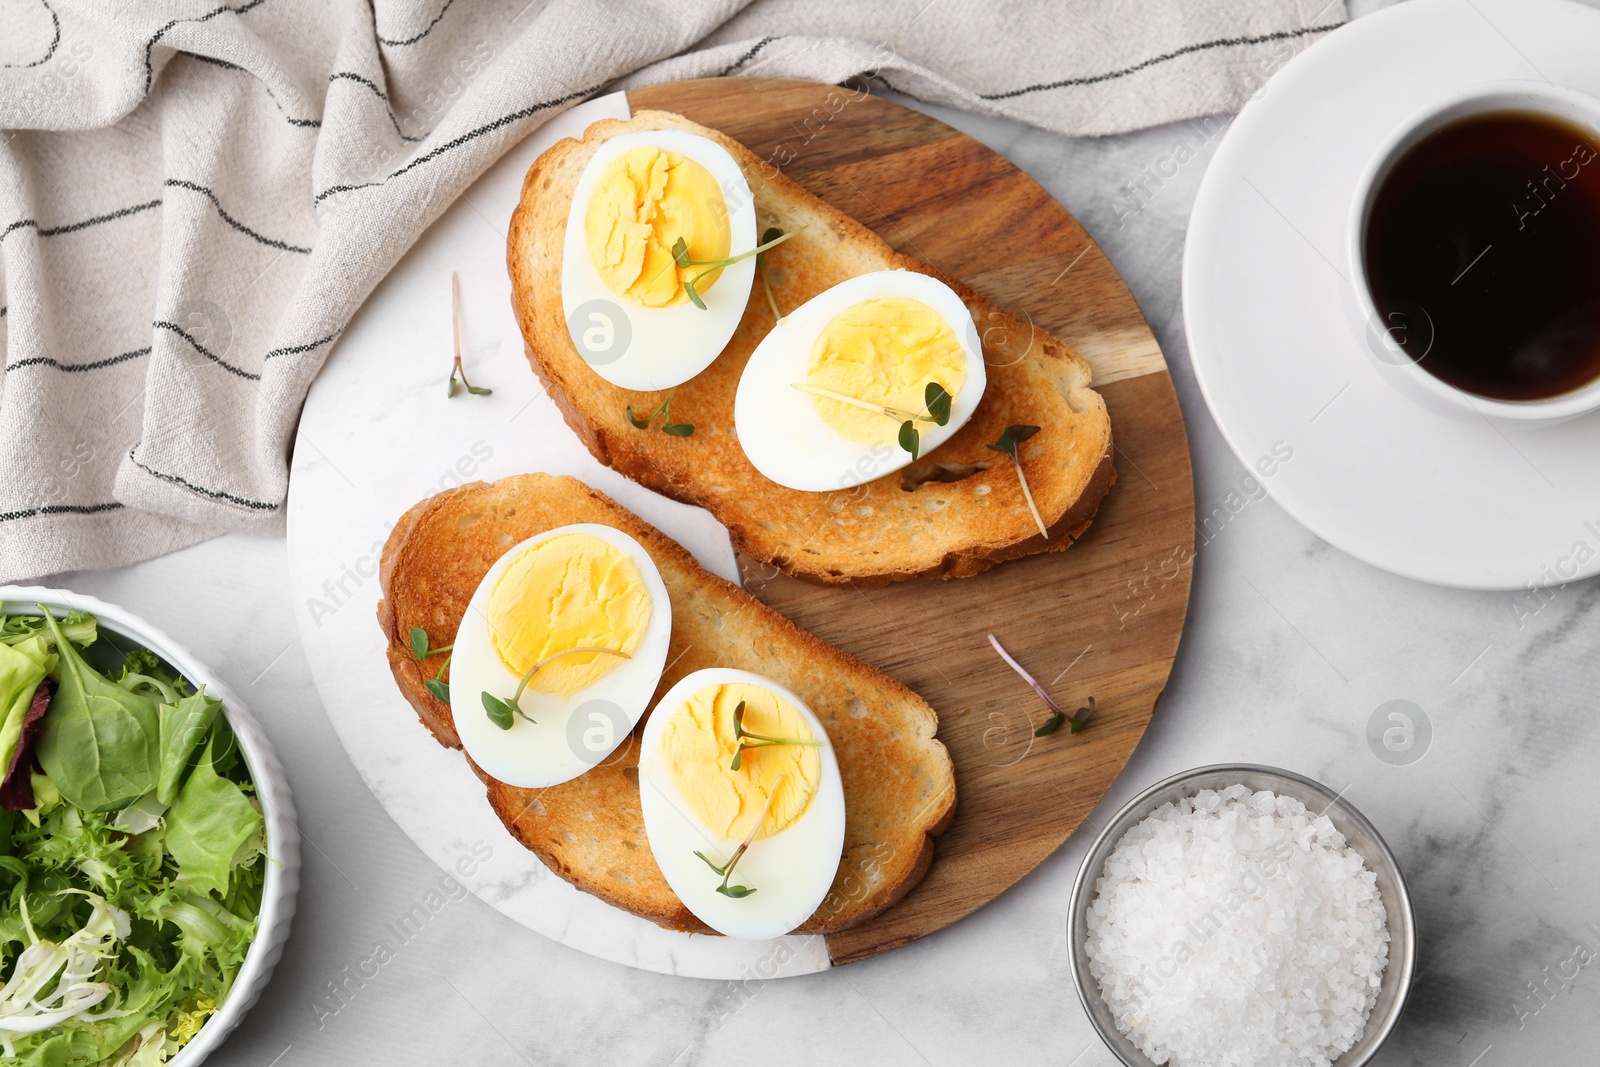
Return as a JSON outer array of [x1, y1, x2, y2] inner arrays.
[[1068, 765, 1415, 1067]]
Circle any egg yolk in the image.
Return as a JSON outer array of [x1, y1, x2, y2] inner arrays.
[[804, 296, 967, 444], [659, 682, 820, 840], [487, 533, 651, 696], [584, 146, 730, 308]]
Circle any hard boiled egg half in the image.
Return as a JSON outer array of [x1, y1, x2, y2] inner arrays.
[[734, 270, 987, 491], [449, 524, 672, 788], [561, 130, 757, 391], [638, 668, 846, 940]]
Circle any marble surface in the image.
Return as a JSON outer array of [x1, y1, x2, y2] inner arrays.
[[43, 2, 1600, 1062]]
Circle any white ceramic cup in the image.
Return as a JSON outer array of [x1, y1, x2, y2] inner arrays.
[[1348, 79, 1600, 423]]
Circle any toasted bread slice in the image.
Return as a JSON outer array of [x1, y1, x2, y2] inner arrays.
[[508, 110, 1114, 587], [377, 473, 955, 934]]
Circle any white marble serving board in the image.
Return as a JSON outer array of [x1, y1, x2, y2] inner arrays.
[[284, 92, 832, 979]]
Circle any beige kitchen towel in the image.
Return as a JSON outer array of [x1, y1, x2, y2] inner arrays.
[[0, 0, 1346, 582]]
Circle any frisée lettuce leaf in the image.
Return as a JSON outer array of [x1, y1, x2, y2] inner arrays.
[[0, 611, 95, 652]]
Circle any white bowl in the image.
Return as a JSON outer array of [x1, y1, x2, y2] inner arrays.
[[0, 585, 300, 1066]]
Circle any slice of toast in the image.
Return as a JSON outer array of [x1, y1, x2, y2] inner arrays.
[[377, 473, 955, 934], [509, 110, 1115, 587]]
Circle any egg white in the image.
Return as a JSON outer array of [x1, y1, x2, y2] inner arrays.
[[733, 269, 988, 492], [637, 668, 846, 940], [449, 523, 672, 789], [560, 130, 758, 391]]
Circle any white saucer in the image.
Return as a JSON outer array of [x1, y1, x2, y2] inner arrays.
[[285, 92, 833, 978], [1184, 0, 1600, 590]]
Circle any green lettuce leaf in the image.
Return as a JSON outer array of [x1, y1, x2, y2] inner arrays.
[[165, 739, 262, 898], [0, 635, 54, 792], [155, 690, 220, 806], [34, 611, 160, 814]]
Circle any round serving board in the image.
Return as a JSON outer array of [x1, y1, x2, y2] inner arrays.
[[286, 79, 1192, 977], [630, 79, 1195, 964]]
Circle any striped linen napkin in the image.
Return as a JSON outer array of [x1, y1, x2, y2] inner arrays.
[[0, 0, 1346, 582]]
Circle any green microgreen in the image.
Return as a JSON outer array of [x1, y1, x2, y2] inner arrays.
[[409, 627, 454, 662], [987, 424, 1047, 540], [757, 226, 787, 322], [626, 386, 694, 437], [670, 226, 805, 310], [482, 691, 520, 730], [792, 380, 953, 460], [482, 645, 631, 730], [694, 850, 756, 898], [728, 700, 823, 771], [446, 271, 493, 398], [1035, 696, 1097, 736], [897, 420, 920, 458], [987, 633, 1095, 738], [411, 627, 455, 702], [693, 773, 785, 898]]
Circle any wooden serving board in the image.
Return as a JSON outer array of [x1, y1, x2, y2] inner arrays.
[[626, 80, 1195, 965]]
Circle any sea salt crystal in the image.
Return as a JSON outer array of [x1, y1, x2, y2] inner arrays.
[[1084, 785, 1389, 1067]]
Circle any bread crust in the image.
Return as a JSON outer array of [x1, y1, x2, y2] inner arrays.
[[508, 110, 1115, 587], [377, 474, 956, 934]]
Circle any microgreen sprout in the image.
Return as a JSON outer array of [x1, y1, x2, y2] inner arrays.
[[694, 774, 784, 898], [410, 627, 454, 702], [791, 380, 953, 460], [1035, 696, 1096, 737], [626, 386, 694, 437], [409, 627, 452, 662], [445, 271, 492, 398], [757, 226, 787, 322], [987, 424, 1047, 540], [482, 646, 630, 730], [671, 226, 805, 310], [987, 633, 1095, 737], [728, 699, 822, 771]]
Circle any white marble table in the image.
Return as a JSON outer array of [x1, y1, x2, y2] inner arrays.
[[50, 5, 1600, 1062]]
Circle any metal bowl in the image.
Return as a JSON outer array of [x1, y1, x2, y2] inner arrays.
[[1067, 764, 1415, 1067], [1, 586, 301, 1067]]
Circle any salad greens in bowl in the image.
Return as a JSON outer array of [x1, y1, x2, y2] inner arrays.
[[0, 588, 298, 1067]]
